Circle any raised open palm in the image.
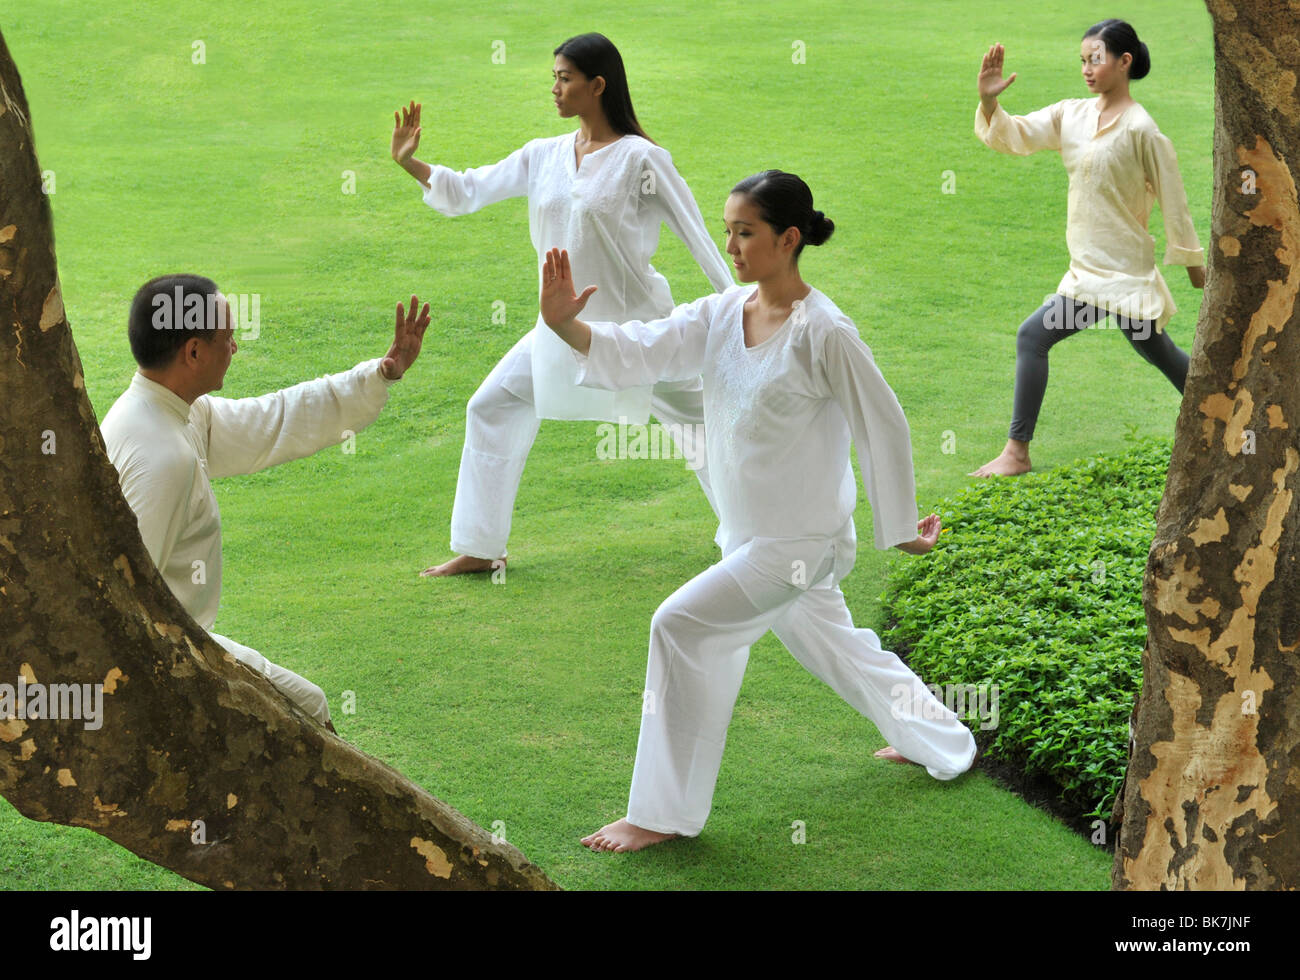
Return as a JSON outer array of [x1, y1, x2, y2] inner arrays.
[[979, 44, 1017, 99], [380, 294, 431, 381], [391, 100, 422, 163], [540, 248, 597, 327]]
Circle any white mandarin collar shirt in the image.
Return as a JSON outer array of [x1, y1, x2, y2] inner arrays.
[[101, 360, 394, 629]]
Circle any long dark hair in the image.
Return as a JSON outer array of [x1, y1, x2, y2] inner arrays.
[[730, 171, 835, 260], [1083, 19, 1150, 80], [553, 33, 653, 142]]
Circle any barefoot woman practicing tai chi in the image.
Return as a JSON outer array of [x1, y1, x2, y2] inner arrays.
[[538, 172, 977, 852], [969, 19, 1205, 477], [392, 32, 731, 575]]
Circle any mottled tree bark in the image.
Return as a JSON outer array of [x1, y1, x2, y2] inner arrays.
[[1113, 0, 1300, 889], [0, 29, 555, 891]]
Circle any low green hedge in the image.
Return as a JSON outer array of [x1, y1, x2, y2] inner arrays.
[[881, 438, 1171, 818]]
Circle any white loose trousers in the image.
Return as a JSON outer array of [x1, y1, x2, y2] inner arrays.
[[450, 328, 718, 559], [626, 543, 978, 837], [209, 632, 331, 726]]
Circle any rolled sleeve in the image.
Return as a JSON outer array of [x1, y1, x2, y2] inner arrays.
[[421, 142, 531, 216], [570, 293, 718, 391]]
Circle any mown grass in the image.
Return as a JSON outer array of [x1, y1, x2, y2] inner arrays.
[[0, 0, 1212, 889]]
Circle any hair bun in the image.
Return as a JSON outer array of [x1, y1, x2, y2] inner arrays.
[[729, 170, 832, 260], [1132, 40, 1151, 80], [1084, 19, 1150, 82], [807, 210, 835, 247]]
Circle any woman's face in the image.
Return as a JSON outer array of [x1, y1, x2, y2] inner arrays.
[[1080, 37, 1130, 94], [723, 193, 799, 282], [552, 55, 603, 118]]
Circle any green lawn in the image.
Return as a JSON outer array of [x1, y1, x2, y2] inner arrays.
[[0, 0, 1212, 889]]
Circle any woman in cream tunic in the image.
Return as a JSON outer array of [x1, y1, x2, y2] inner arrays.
[[969, 19, 1206, 477], [392, 33, 732, 575]]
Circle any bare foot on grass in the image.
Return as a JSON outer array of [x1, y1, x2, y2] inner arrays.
[[874, 746, 922, 767], [969, 439, 1032, 477], [420, 554, 503, 577], [581, 819, 678, 853]]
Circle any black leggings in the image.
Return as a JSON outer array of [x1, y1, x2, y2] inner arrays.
[[1008, 294, 1190, 442]]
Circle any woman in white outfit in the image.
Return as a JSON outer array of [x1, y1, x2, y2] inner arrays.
[[391, 33, 733, 575], [537, 171, 977, 852]]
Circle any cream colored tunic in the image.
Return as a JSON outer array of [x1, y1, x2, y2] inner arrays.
[[101, 361, 394, 630], [975, 99, 1204, 328]]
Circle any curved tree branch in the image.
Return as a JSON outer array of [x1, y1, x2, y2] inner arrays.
[[0, 26, 556, 891]]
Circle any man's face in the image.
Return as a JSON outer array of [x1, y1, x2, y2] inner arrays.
[[199, 294, 237, 392]]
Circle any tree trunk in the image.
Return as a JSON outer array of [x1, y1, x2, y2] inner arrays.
[[1113, 0, 1300, 889], [0, 29, 555, 891]]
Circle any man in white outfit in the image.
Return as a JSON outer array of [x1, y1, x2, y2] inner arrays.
[[100, 274, 429, 731]]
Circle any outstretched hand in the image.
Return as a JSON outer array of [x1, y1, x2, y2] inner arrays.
[[540, 248, 597, 328], [392, 100, 422, 164], [380, 295, 430, 381], [1188, 266, 1206, 289], [979, 44, 1016, 100]]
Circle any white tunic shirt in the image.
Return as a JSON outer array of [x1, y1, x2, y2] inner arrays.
[[100, 360, 394, 630], [572, 286, 921, 586], [975, 99, 1204, 328], [422, 131, 734, 422]]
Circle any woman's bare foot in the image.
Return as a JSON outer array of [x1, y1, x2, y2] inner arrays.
[[581, 819, 678, 853], [969, 439, 1032, 477], [874, 746, 922, 767], [420, 554, 502, 577]]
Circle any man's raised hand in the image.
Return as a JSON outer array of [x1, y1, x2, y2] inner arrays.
[[380, 295, 430, 381], [540, 247, 597, 328]]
